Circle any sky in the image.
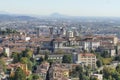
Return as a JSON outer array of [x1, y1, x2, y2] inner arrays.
[[0, 0, 120, 17]]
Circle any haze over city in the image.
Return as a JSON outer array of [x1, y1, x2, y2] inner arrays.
[[0, 0, 120, 17], [1, 0, 120, 80]]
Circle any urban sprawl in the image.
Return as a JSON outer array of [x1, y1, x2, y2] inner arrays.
[[0, 17, 120, 80]]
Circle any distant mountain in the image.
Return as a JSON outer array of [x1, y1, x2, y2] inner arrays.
[[50, 13, 64, 17], [50, 13, 69, 18], [0, 13, 36, 21], [15, 15, 36, 20], [0, 11, 10, 14]]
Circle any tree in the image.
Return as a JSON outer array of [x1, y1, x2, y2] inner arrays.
[[1, 52, 7, 57], [115, 55, 120, 61], [14, 67, 26, 80], [32, 74, 39, 80], [22, 48, 33, 59], [116, 64, 120, 73], [70, 70, 79, 77], [20, 57, 33, 70], [62, 54, 72, 63], [45, 53, 48, 61], [82, 75, 89, 80], [70, 65, 84, 78], [27, 61, 33, 70], [20, 57, 29, 64], [102, 68, 120, 80], [30, 58, 36, 65], [96, 60, 102, 68], [79, 73, 84, 80], [90, 50, 95, 53], [36, 47, 40, 54], [75, 66, 83, 73], [85, 70, 90, 76], [26, 49, 33, 58], [90, 77, 98, 80], [11, 52, 20, 63], [103, 67, 116, 79], [112, 71, 120, 80], [101, 51, 110, 58], [0, 59, 6, 72]]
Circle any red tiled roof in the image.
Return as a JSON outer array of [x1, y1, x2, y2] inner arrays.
[[79, 53, 96, 57], [30, 38, 52, 42], [54, 38, 67, 42]]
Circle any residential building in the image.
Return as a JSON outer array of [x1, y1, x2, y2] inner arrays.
[[7, 63, 31, 77], [76, 53, 97, 69], [115, 42, 120, 55], [80, 38, 100, 52], [67, 31, 74, 38], [36, 62, 50, 80], [97, 46, 116, 57], [52, 37, 67, 49], [96, 35, 118, 46], [3, 47, 10, 57], [91, 74, 103, 80], [49, 63, 69, 80], [48, 54, 63, 63]]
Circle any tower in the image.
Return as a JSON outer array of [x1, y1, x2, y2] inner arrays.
[[36, 28, 41, 37], [49, 27, 53, 35], [67, 30, 74, 38], [49, 27, 54, 38], [78, 25, 82, 37], [60, 27, 66, 37]]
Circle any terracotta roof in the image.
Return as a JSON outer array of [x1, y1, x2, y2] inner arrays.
[[7, 63, 22, 69], [96, 35, 117, 40], [30, 38, 52, 42], [79, 53, 96, 57], [53, 38, 67, 42]]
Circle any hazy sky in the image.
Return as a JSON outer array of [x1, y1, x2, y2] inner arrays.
[[0, 0, 120, 17]]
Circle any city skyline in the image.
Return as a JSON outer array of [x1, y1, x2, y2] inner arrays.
[[0, 0, 120, 17]]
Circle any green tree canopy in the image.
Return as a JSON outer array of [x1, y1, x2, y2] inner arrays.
[[11, 52, 20, 63], [90, 77, 98, 80], [101, 51, 110, 58], [96, 60, 102, 68], [22, 48, 33, 59], [115, 55, 120, 61], [116, 64, 120, 73], [75, 65, 83, 73], [45, 53, 48, 61], [14, 67, 26, 80], [62, 54, 72, 63], [0, 59, 6, 72], [32, 74, 39, 80], [103, 67, 116, 79], [20, 57, 33, 70], [20, 57, 29, 64]]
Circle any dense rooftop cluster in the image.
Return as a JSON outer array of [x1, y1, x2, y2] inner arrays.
[[0, 25, 120, 80]]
